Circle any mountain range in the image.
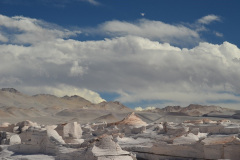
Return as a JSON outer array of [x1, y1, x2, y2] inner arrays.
[[0, 88, 132, 123], [0, 88, 239, 124]]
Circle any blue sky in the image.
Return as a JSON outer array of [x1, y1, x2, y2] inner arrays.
[[1, 0, 239, 46], [0, 0, 240, 109]]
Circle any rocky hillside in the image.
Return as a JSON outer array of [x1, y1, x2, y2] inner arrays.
[[0, 88, 132, 119], [145, 104, 237, 117], [88, 101, 132, 112]]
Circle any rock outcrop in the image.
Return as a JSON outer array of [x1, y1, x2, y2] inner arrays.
[[55, 122, 82, 142], [114, 112, 147, 127]]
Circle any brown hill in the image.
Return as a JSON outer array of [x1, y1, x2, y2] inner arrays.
[[144, 104, 236, 117], [180, 104, 233, 116], [0, 88, 132, 120], [89, 101, 133, 112]]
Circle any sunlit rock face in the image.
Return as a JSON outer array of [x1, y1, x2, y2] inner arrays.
[[108, 112, 147, 135], [115, 112, 147, 127], [0, 113, 240, 160]]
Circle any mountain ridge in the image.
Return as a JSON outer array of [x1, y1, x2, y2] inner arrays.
[[0, 88, 132, 120], [143, 104, 236, 117]]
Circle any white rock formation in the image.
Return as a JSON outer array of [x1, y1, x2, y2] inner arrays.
[[0, 132, 21, 145], [0, 116, 240, 160], [87, 135, 135, 160], [55, 122, 82, 141], [9, 127, 65, 155], [15, 120, 38, 133]]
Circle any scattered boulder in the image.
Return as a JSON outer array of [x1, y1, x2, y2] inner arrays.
[[55, 122, 82, 140], [15, 120, 38, 133], [87, 135, 135, 160], [9, 128, 65, 155], [0, 131, 21, 145]]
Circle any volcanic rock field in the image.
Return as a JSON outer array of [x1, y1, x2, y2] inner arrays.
[[0, 88, 240, 160]]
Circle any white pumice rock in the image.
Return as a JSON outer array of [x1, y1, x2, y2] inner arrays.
[[16, 120, 38, 133], [164, 123, 189, 136], [8, 128, 65, 155], [1, 116, 240, 160], [82, 124, 94, 133], [172, 133, 199, 145], [45, 125, 57, 130], [55, 122, 82, 141], [0, 132, 21, 145], [87, 135, 135, 160], [9, 134, 21, 145]]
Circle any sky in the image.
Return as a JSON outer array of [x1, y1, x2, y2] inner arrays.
[[0, 0, 240, 109]]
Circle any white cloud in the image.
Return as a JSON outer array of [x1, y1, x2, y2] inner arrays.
[[83, 15, 223, 47], [0, 14, 240, 109], [87, 19, 200, 46], [197, 14, 221, 24], [18, 84, 105, 104], [135, 107, 143, 111], [214, 31, 223, 37], [0, 33, 8, 42], [70, 61, 86, 77], [146, 106, 156, 110], [0, 14, 80, 44], [135, 106, 156, 111]]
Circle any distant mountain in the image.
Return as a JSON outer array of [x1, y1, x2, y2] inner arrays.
[[180, 104, 232, 116], [89, 101, 133, 112], [143, 104, 236, 117], [0, 88, 132, 119], [1, 88, 21, 94]]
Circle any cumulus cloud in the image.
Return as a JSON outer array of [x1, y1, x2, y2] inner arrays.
[[135, 106, 156, 111], [134, 106, 156, 111], [135, 107, 143, 111], [86, 19, 200, 47], [18, 84, 105, 103], [197, 14, 221, 24], [83, 15, 223, 47], [0, 33, 8, 42], [0, 14, 80, 44], [0, 14, 240, 109], [70, 61, 86, 77]]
